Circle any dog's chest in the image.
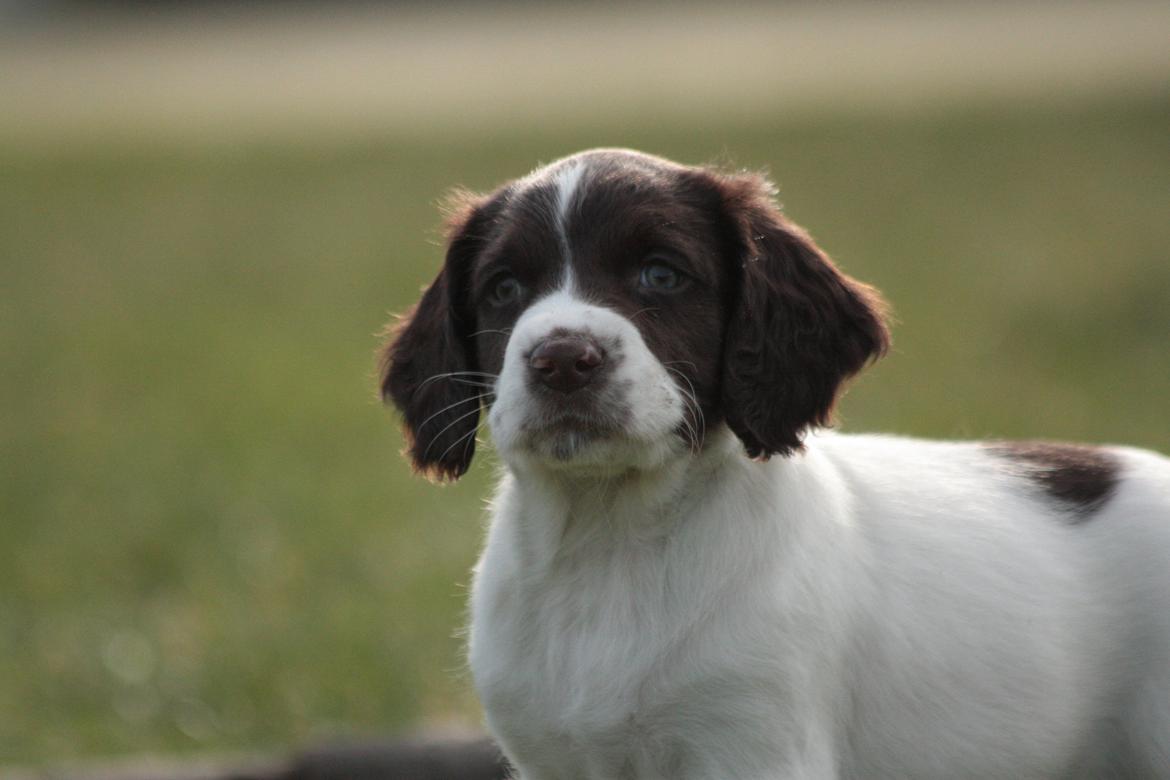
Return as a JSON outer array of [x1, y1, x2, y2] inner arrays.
[[469, 501, 789, 778], [476, 539, 682, 745]]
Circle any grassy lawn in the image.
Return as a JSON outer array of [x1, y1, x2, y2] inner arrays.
[[2, 94, 1168, 764]]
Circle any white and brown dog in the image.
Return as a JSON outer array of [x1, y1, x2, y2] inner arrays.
[[381, 149, 1170, 779]]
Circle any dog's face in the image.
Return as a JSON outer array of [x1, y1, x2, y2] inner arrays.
[[381, 149, 889, 480]]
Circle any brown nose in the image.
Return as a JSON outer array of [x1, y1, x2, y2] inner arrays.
[[528, 335, 605, 393]]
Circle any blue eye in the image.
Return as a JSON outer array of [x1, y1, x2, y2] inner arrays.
[[639, 263, 681, 291], [490, 275, 522, 306]]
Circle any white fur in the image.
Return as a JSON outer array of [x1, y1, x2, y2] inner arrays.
[[554, 162, 586, 227], [553, 165, 584, 286], [465, 171, 1170, 779]]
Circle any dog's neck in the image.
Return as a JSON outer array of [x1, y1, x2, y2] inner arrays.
[[493, 427, 763, 566]]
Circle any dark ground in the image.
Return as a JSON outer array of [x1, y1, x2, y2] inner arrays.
[[17, 737, 509, 780]]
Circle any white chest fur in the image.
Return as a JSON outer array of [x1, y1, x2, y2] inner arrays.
[[468, 438, 856, 779]]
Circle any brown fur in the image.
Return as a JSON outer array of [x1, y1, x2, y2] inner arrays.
[[379, 192, 503, 481], [987, 440, 1121, 519], [706, 171, 890, 458]]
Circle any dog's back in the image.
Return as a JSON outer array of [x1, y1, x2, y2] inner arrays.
[[818, 435, 1170, 778]]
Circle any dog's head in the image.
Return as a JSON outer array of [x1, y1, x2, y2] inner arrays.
[[380, 149, 889, 480]]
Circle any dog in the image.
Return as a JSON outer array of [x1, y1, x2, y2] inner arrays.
[[380, 149, 1170, 779]]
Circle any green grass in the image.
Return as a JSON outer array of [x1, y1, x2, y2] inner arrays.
[[2, 94, 1169, 764]]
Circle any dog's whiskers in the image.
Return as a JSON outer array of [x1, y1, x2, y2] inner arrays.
[[469, 328, 514, 339], [414, 393, 486, 434], [665, 366, 705, 453], [451, 378, 497, 390], [629, 307, 659, 322], [421, 404, 487, 461], [436, 417, 488, 465], [417, 370, 500, 391]]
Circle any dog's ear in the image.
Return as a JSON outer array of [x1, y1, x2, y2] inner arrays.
[[379, 190, 498, 481], [713, 172, 889, 458]]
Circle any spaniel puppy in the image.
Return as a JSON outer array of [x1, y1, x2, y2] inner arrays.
[[380, 149, 1170, 779]]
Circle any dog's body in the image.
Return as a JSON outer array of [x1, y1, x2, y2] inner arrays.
[[470, 433, 1170, 779], [382, 149, 1170, 778]]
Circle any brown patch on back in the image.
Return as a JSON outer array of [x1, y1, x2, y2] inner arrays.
[[987, 440, 1121, 520]]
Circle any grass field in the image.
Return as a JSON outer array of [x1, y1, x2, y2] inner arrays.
[[2, 94, 1169, 765]]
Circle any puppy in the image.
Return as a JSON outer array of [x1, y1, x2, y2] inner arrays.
[[380, 149, 1170, 779]]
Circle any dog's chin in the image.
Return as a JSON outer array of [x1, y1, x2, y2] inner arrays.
[[496, 415, 685, 475]]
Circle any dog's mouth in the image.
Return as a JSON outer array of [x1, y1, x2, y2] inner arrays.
[[514, 395, 630, 460], [524, 410, 616, 447]]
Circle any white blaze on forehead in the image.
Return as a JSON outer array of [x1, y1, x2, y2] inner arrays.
[[551, 161, 586, 293], [553, 161, 586, 224]]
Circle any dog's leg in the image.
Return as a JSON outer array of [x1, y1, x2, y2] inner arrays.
[[679, 720, 840, 780]]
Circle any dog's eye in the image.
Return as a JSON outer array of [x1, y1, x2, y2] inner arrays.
[[488, 275, 523, 307], [639, 262, 681, 291]]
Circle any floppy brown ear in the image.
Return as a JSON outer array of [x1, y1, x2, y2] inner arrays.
[[379, 191, 498, 481], [715, 173, 889, 458]]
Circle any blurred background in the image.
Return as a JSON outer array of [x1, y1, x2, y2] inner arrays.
[[2, 0, 1169, 771]]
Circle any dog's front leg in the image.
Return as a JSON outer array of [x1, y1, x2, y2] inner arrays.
[[679, 754, 838, 780], [669, 716, 840, 780], [773, 753, 839, 780]]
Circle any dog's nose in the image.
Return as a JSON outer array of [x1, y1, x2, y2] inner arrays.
[[529, 335, 605, 393]]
